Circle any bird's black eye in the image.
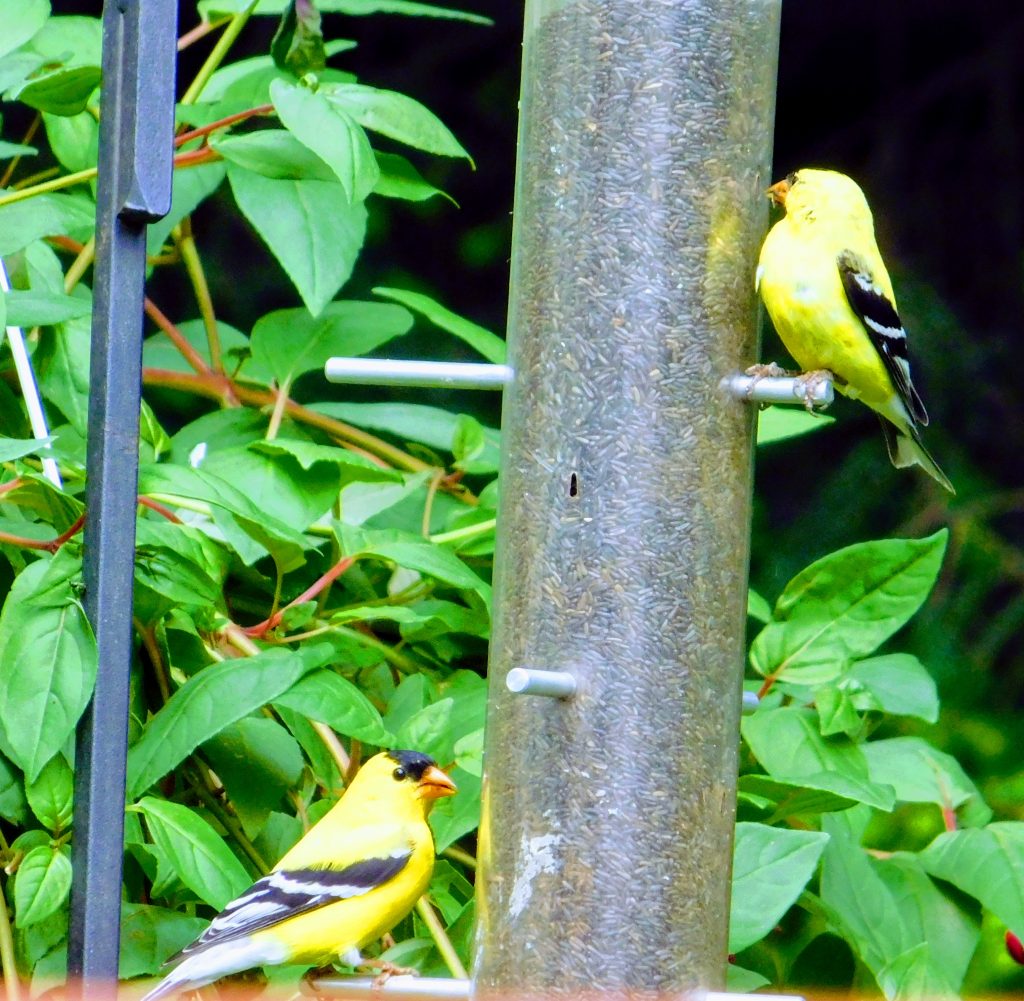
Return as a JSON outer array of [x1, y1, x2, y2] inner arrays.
[[393, 767, 407, 781]]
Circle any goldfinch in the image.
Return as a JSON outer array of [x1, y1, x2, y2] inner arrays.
[[139, 750, 457, 1001], [756, 168, 953, 493]]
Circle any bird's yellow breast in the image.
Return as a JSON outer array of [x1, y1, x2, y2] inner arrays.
[[758, 219, 897, 410]]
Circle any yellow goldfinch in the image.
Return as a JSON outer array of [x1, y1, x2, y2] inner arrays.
[[756, 168, 953, 493], [139, 750, 457, 1001]]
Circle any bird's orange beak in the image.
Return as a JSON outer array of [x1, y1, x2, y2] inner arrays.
[[418, 765, 457, 800], [767, 178, 790, 207]]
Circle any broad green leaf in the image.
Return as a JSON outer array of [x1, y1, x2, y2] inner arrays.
[[10, 66, 102, 116], [0, 140, 38, 159], [251, 438, 400, 486], [14, 845, 71, 927], [338, 526, 492, 604], [119, 903, 208, 978], [373, 152, 448, 202], [144, 317, 252, 379], [742, 708, 894, 811], [138, 462, 312, 571], [747, 588, 771, 623], [213, 129, 335, 181], [393, 698, 453, 762], [127, 647, 328, 797], [274, 669, 390, 744], [0, 751, 28, 824], [25, 754, 73, 833], [452, 415, 486, 469], [0, 193, 95, 256], [270, 0, 325, 75], [271, 78, 378, 203], [738, 774, 861, 821], [862, 737, 990, 821], [38, 316, 91, 434], [316, 401, 501, 473], [454, 727, 483, 776], [134, 524, 225, 626], [146, 161, 227, 257], [819, 811, 915, 991], [203, 717, 304, 839], [750, 531, 947, 685], [43, 110, 98, 172], [228, 164, 367, 315], [0, 0, 49, 60], [726, 965, 771, 992], [373, 287, 506, 364], [325, 84, 469, 160], [875, 855, 979, 993], [137, 798, 252, 909], [847, 654, 939, 723], [339, 470, 433, 527], [429, 766, 479, 851], [919, 823, 1024, 933], [4, 289, 91, 327], [0, 557, 97, 782], [729, 822, 829, 953], [815, 684, 862, 736], [756, 406, 834, 445], [250, 300, 412, 386], [0, 437, 53, 463], [876, 943, 958, 1001]]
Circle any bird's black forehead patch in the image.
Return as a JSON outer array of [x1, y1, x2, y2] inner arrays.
[[386, 749, 436, 779]]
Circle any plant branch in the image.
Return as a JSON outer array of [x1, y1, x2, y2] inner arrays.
[[179, 3, 258, 106], [175, 104, 275, 147], [415, 896, 468, 980], [244, 555, 356, 638], [176, 219, 222, 371], [0, 113, 40, 189], [0, 876, 19, 1001], [178, 15, 231, 51], [63, 236, 96, 293]]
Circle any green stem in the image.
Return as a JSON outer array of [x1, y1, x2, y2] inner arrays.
[[334, 626, 422, 674], [430, 518, 496, 546], [441, 844, 477, 870], [63, 236, 96, 294], [186, 763, 269, 874], [0, 165, 97, 209], [0, 877, 20, 1001], [265, 379, 292, 441], [175, 222, 222, 371], [415, 896, 468, 980], [179, 2, 258, 105]]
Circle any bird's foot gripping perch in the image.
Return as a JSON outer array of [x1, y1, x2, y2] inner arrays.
[[744, 361, 795, 390], [359, 958, 421, 988], [794, 369, 835, 412]]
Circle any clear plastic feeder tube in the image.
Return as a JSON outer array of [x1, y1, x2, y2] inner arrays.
[[475, 0, 781, 996]]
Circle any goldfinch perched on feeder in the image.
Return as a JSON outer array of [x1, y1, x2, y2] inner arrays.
[[139, 750, 457, 1001], [755, 167, 954, 493]]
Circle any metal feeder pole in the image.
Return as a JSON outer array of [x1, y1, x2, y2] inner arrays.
[[68, 0, 176, 988], [475, 1, 781, 996]]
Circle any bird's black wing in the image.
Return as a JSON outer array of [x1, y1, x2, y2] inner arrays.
[[166, 853, 411, 964], [837, 250, 928, 425]]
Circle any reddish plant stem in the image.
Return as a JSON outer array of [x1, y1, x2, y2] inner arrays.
[[173, 147, 222, 170], [144, 298, 214, 376], [138, 496, 183, 523], [0, 478, 24, 498], [177, 17, 229, 51], [243, 555, 356, 638], [175, 104, 274, 148]]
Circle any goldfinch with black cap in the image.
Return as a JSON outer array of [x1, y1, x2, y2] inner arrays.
[[139, 750, 457, 1001], [756, 167, 953, 493]]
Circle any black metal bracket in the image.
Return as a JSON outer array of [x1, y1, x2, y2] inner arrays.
[[68, 0, 177, 990]]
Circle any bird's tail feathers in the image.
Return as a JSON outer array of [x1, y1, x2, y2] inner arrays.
[[139, 939, 285, 1001], [879, 418, 954, 494]]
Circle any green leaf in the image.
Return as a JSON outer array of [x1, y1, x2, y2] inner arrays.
[[429, 766, 479, 852], [199, 0, 491, 22], [750, 531, 948, 685], [133, 523, 225, 626], [0, 437, 54, 463], [3, 290, 91, 327], [0, 140, 38, 160], [742, 708, 894, 811], [0, 0, 49, 60], [0, 556, 98, 782], [228, 164, 367, 316], [203, 717, 304, 839], [747, 588, 771, 623], [250, 300, 412, 386], [325, 83, 470, 160], [274, 669, 390, 744], [919, 822, 1024, 933], [137, 798, 252, 909], [213, 129, 335, 181], [38, 315, 91, 434], [875, 855, 979, 994], [847, 654, 939, 723], [25, 754, 73, 834], [756, 406, 834, 445], [862, 737, 990, 821], [119, 903, 208, 978], [0, 751, 28, 824], [126, 647, 327, 797], [726, 964, 771, 992], [10, 65, 102, 116], [729, 822, 829, 953], [14, 845, 72, 927], [373, 151, 448, 202], [373, 287, 505, 364], [270, 78, 378, 203], [251, 438, 400, 486], [0, 193, 95, 256], [738, 774, 862, 821], [146, 161, 227, 257], [393, 698, 453, 762], [815, 684, 862, 736], [876, 943, 958, 1001], [43, 110, 98, 172]]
